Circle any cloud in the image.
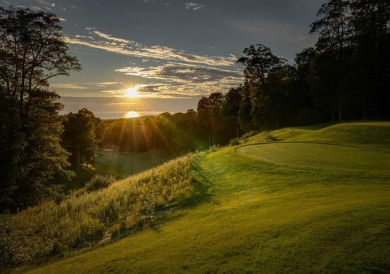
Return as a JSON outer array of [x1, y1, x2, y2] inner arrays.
[[138, 84, 166, 93], [50, 83, 89, 90], [115, 62, 242, 84], [66, 29, 235, 67], [96, 81, 119, 86], [185, 2, 206, 11], [114, 63, 243, 97], [92, 31, 129, 44]]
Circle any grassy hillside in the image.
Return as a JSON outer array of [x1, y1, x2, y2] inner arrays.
[[288, 121, 390, 149], [6, 122, 390, 273], [1, 155, 199, 270]]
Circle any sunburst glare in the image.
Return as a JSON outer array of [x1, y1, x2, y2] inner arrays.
[[125, 86, 139, 98], [125, 111, 139, 118]]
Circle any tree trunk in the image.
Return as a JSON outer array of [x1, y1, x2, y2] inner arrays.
[[338, 101, 343, 121], [363, 104, 367, 120]]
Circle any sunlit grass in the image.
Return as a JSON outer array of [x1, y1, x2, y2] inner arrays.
[[22, 121, 390, 273], [1, 154, 199, 270]]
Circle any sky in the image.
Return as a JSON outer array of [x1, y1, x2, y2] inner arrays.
[[1, 0, 324, 119]]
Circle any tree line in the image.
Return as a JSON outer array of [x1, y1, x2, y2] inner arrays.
[[234, 0, 389, 129], [0, 1, 389, 211]]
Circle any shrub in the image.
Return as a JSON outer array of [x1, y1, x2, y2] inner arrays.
[[85, 174, 115, 192], [230, 138, 240, 146]]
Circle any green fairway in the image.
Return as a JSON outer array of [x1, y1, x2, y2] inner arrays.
[[24, 122, 390, 273], [237, 143, 390, 171]]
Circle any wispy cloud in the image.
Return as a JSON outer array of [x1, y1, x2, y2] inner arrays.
[[66, 29, 235, 67], [185, 2, 206, 11], [92, 31, 129, 44], [115, 62, 241, 83], [96, 81, 119, 86], [50, 83, 89, 90], [114, 63, 243, 97]]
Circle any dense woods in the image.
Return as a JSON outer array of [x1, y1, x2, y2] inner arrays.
[[0, 0, 389, 211]]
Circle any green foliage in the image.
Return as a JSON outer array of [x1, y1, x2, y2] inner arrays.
[[0, 7, 80, 211], [237, 44, 285, 129], [244, 131, 274, 144], [0, 154, 199, 269], [62, 108, 104, 168], [229, 138, 240, 146], [85, 174, 115, 192]]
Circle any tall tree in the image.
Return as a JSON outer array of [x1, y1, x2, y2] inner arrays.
[[237, 44, 284, 129], [223, 87, 242, 138], [62, 109, 104, 169], [237, 81, 254, 132], [0, 7, 80, 211], [350, 0, 390, 119], [197, 93, 225, 147], [310, 0, 354, 121]]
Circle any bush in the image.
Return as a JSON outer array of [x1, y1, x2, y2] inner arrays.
[[85, 174, 115, 192], [230, 138, 240, 146]]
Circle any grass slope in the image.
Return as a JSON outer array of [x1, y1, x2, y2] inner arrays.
[[25, 122, 390, 273], [237, 143, 390, 171], [288, 121, 390, 149]]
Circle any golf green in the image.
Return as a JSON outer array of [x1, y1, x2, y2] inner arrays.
[[237, 143, 390, 171]]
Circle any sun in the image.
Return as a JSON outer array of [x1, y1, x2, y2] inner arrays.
[[125, 111, 139, 118], [125, 86, 139, 98]]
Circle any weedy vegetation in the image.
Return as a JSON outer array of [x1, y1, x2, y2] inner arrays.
[[0, 154, 200, 270]]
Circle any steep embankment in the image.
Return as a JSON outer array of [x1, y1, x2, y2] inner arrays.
[[23, 121, 390, 273]]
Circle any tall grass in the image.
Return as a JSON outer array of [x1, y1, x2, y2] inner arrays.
[[0, 154, 200, 270]]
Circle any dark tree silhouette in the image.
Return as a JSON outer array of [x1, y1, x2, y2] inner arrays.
[[62, 109, 104, 170], [223, 87, 242, 138], [237, 44, 284, 129], [0, 7, 80, 211], [310, 0, 354, 121]]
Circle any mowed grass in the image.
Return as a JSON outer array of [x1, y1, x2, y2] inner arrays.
[[238, 143, 390, 171], [288, 121, 390, 150], [26, 122, 390, 273]]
